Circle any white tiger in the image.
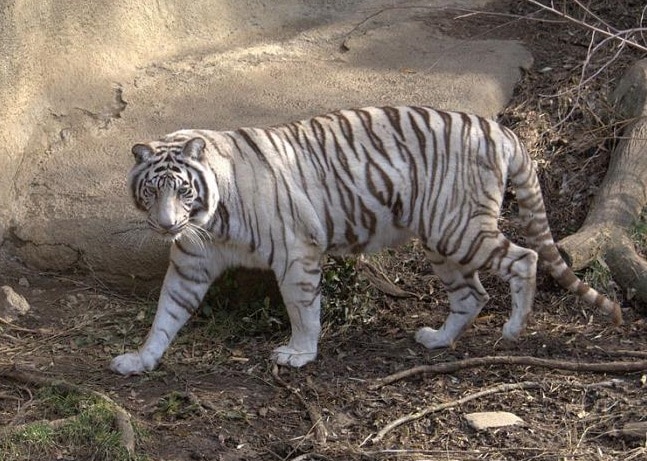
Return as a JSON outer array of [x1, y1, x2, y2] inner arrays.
[[110, 106, 622, 375]]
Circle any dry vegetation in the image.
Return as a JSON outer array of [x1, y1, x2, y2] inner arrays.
[[1, 1, 647, 460]]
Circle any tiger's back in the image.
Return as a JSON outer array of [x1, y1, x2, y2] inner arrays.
[[189, 107, 515, 255], [111, 106, 621, 376]]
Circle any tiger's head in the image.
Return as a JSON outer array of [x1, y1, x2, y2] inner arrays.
[[128, 136, 219, 241]]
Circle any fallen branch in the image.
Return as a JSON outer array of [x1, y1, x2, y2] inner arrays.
[[0, 365, 135, 456], [374, 355, 647, 388], [272, 364, 328, 445], [369, 381, 540, 443]]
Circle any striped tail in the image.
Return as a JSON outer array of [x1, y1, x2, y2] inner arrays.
[[507, 132, 623, 326]]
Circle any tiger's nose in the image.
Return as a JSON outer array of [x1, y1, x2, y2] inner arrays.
[[157, 220, 178, 233], [155, 195, 181, 233]]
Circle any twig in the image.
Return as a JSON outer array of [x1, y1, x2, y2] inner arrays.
[[369, 381, 540, 443], [525, 0, 647, 129], [373, 356, 647, 388], [272, 364, 328, 445], [0, 316, 54, 335], [339, 4, 565, 52], [357, 257, 414, 298], [594, 349, 647, 359], [526, 0, 647, 53], [361, 447, 558, 456], [0, 365, 136, 456], [573, 0, 617, 34], [287, 454, 332, 461]]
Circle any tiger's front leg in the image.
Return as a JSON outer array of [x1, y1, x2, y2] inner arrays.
[[272, 251, 323, 368], [110, 242, 222, 375]]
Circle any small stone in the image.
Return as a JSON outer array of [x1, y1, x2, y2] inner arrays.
[[18, 277, 30, 288], [0, 285, 31, 321], [464, 411, 524, 430]]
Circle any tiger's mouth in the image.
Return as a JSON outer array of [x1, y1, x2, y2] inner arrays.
[[148, 217, 211, 245], [151, 227, 185, 243], [147, 217, 189, 239]]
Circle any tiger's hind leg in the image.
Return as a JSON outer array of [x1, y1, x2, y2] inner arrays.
[[415, 254, 490, 349], [486, 238, 539, 341]]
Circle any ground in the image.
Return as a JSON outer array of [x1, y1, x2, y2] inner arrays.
[[1, 1, 647, 460]]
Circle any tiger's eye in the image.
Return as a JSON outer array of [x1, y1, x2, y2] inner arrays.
[[143, 184, 156, 196]]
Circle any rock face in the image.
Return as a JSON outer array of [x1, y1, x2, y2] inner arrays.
[[0, 0, 532, 289]]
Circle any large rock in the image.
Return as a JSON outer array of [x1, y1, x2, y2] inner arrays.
[[0, 0, 532, 288]]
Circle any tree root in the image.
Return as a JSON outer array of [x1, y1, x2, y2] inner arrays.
[[0, 364, 135, 456], [0, 415, 81, 438], [558, 59, 647, 311], [272, 364, 328, 445], [373, 355, 647, 388], [369, 381, 540, 444]]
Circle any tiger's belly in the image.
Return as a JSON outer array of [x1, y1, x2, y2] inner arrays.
[[326, 223, 414, 256]]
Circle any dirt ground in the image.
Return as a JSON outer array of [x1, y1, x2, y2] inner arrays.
[[1, 1, 647, 460]]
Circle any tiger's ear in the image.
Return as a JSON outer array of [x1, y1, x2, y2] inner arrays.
[[132, 144, 154, 164], [182, 137, 206, 160]]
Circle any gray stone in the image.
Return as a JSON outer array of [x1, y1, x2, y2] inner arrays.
[[0, 286, 31, 321], [0, 0, 533, 288], [464, 411, 525, 430]]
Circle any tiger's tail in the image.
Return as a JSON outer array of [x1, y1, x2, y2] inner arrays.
[[506, 129, 623, 326]]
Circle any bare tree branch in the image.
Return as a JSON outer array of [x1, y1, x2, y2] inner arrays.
[[373, 355, 647, 388]]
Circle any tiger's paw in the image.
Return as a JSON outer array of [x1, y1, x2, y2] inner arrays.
[[415, 327, 455, 350], [502, 320, 523, 342], [272, 345, 317, 368], [110, 352, 157, 376]]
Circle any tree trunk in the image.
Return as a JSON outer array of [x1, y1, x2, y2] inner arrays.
[[558, 60, 647, 311]]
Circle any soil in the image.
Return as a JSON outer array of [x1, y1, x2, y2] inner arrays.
[[1, 1, 646, 460]]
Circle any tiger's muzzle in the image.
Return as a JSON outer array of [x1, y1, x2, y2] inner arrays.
[[148, 190, 190, 238]]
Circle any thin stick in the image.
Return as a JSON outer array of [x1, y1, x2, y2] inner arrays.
[[607, 350, 647, 358], [288, 453, 332, 461], [272, 364, 328, 445], [573, 0, 617, 34], [370, 381, 540, 443], [373, 356, 647, 388], [0, 317, 53, 335], [526, 0, 647, 53]]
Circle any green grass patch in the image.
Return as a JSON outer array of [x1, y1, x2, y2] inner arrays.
[[0, 384, 146, 461], [631, 208, 647, 256], [321, 256, 375, 329]]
